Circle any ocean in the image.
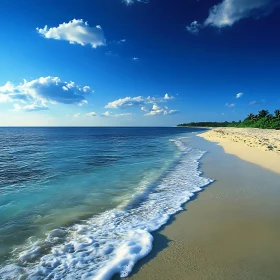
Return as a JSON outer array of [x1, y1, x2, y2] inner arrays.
[[0, 127, 212, 279]]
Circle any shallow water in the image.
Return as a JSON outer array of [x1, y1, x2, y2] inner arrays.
[[0, 127, 211, 279]]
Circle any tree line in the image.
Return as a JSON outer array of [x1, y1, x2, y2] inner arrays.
[[177, 109, 280, 129]]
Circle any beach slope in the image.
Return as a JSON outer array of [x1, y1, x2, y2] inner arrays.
[[125, 135, 280, 280]]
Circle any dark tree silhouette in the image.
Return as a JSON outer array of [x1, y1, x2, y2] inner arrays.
[[258, 110, 269, 118], [275, 109, 280, 118], [247, 113, 255, 120], [267, 114, 274, 120]]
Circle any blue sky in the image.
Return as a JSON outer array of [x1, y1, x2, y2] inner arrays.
[[0, 0, 280, 126]]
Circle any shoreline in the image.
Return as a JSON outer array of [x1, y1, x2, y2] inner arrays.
[[198, 127, 280, 174], [124, 135, 280, 280]]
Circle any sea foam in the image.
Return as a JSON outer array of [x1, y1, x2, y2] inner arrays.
[[0, 139, 213, 280]]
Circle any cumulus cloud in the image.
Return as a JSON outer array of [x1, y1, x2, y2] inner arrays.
[[164, 93, 174, 100], [146, 96, 157, 102], [0, 82, 33, 104], [186, 21, 201, 34], [187, 0, 280, 34], [105, 96, 144, 109], [0, 77, 93, 112], [145, 104, 178, 116], [132, 57, 139, 61], [105, 94, 175, 110], [36, 19, 106, 48], [236, 92, 243, 98], [103, 111, 111, 117], [105, 94, 177, 116], [141, 106, 148, 112], [152, 103, 160, 110], [225, 103, 235, 107], [86, 112, 98, 117]]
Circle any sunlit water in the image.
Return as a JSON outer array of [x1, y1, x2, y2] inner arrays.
[[0, 127, 212, 279]]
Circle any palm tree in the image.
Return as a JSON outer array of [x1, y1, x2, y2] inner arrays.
[[258, 110, 269, 118], [267, 114, 274, 120], [247, 113, 255, 120], [275, 109, 280, 119]]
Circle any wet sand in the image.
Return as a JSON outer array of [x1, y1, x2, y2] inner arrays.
[[120, 136, 280, 280]]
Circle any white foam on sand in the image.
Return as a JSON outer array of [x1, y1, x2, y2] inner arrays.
[[0, 140, 213, 280]]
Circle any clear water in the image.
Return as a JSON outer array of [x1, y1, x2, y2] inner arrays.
[[0, 127, 212, 279]]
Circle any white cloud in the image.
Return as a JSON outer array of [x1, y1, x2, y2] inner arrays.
[[141, 106, 148, 112], [36, 19, 106, 48], [103, 111, 111, 117], [188, 0, 279, 33], [102, 111, 132, 117], [146, 96, 156, 102], [78, 100, 88, 106], [205, 0, 278, 28], [0, 82, 32, 104], [225, 103, 235, 107], [186, 21, 201, 34], [86, 112, 98, 117], [145, 104, 178, 116], [123, 0, 149, 5], [236, 92, 243, 98], [117, 39, 126, 44], [132, 57, 139, 61], [167, 110, 178, 115], [105, 96, 144, 109], [13, 102, 49, 112], [105, 94, 175, 110], [0, 77, 93, 112], [104, 95, 177, 117], [249, 100, 266, 105], [74, 113, 80, 118], [0, 93, 12, 103], [164, 93, 174, 100], [152, 103, 160, 111]]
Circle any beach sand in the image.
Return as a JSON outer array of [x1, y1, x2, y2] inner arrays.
[[116, 135, 280, 280], [199, 127, 280, 174]]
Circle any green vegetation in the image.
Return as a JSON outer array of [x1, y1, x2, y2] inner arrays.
[[178, 109, 280, 130]]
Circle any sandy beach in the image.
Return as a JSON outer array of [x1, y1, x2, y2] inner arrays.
[[120, 132, 280, 280], [199, 127, 280, 174]]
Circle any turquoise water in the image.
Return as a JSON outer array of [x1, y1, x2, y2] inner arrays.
[[0, 127, 212, 279]]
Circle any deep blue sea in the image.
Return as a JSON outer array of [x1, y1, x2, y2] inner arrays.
[[0, 127, 212, 279]]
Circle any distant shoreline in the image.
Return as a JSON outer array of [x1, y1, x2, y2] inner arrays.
[[177, 126, 212, 129]]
